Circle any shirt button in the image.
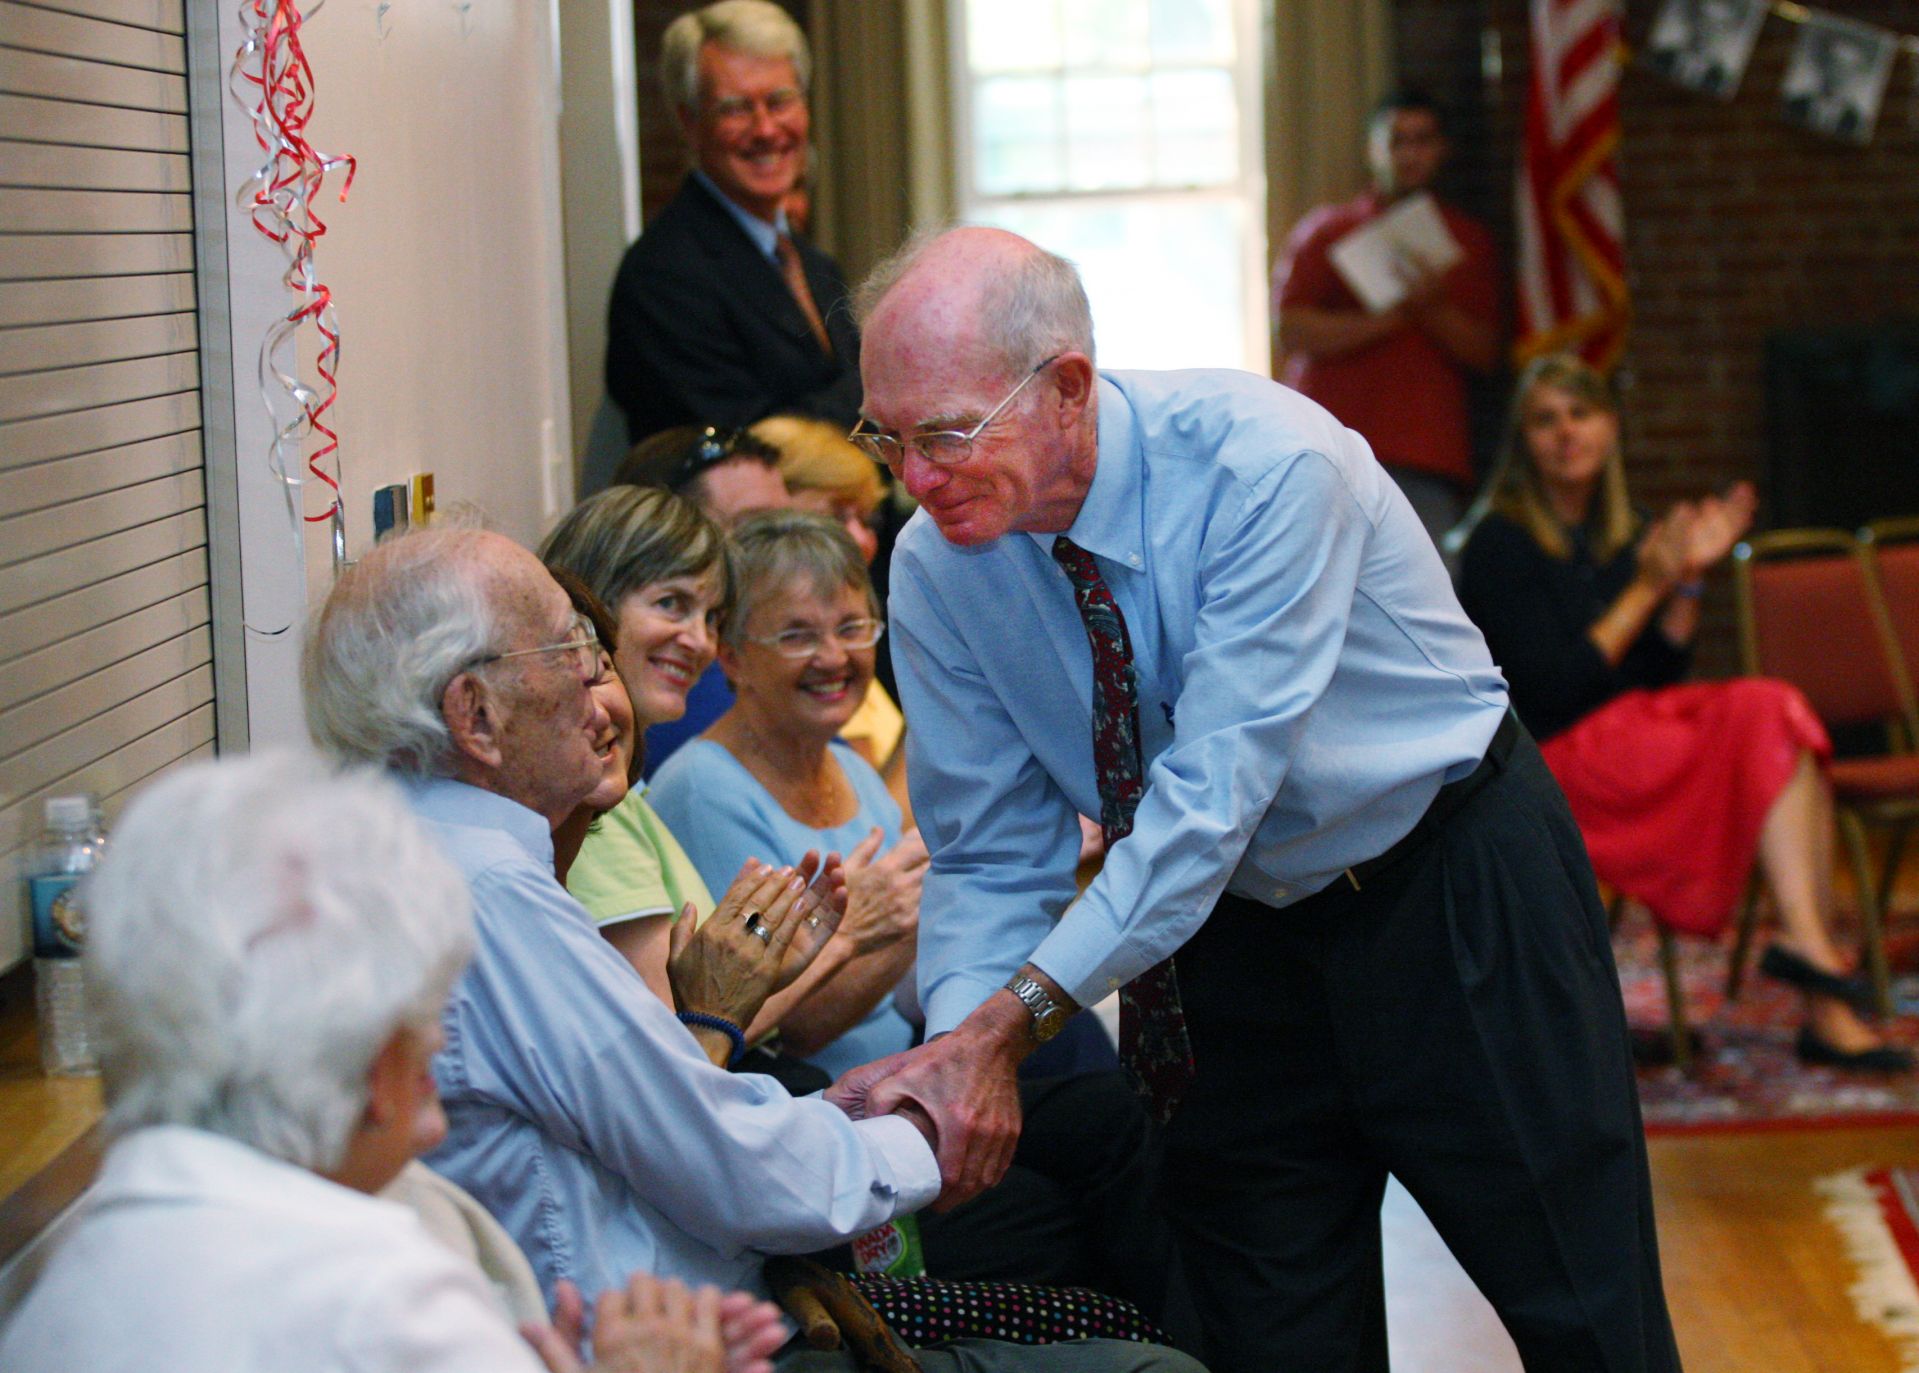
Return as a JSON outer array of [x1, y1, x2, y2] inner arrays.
[[1273, 885, 1288, 902], [1107, 977, 1121, 991], [1127, 552, 1142, 567]]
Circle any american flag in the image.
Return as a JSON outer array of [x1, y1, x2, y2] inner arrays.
[[1515, 0, 1630, 369]]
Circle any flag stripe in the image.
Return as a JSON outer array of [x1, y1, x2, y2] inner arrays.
[[1517, 0, 1629, 369]]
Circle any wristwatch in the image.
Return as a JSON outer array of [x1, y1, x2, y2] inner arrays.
[[1004, 973, 1070, 1044]]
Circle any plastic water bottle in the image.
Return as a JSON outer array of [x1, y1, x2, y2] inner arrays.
[[850, 1214, 925, 1278], [24, 794, 104, 1076]]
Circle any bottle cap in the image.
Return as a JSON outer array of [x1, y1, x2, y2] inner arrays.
[[44, 795, 95, 827]]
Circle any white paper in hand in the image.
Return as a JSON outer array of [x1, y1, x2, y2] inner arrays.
[[1327, 193, 1465, 314]]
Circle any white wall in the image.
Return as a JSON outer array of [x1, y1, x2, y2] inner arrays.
[[206, 0, 577, 747]]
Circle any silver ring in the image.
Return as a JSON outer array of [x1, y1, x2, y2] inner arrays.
[[742, 912, 772, 943], [805, 914, 822, 928]]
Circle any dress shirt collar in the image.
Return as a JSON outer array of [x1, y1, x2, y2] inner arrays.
[[1025, 373, 1147, 574], [401, 774, 554, 867], [92, 1125, 397, 1222], [691, 169, 789, 261]]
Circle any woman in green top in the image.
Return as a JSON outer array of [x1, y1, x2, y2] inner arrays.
[[540, 486, 917, 1061]]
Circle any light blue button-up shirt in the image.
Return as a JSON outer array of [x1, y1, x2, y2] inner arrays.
[[890, 370, 1509, 1034], [406, 777, 939, 1304], [691, 168, 786, 262]]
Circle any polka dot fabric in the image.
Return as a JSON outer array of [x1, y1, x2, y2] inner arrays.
[[849, 1274, 1166, 1348]]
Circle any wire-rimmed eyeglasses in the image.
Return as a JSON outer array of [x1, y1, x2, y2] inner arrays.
[[848, 355, 1061, 471], [745, 617, 886, 661], [469, 611, 602, 680]]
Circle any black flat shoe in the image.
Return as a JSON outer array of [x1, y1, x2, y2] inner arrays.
[[1760, 944, 1879, 1017], [1795, 1027, 1913, 1073]]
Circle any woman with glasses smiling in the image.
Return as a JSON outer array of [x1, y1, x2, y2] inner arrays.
[[648, 512, 1192, 1326], [648, 509, 926, 1082]]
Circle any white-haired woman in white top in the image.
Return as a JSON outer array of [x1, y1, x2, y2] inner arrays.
[[0, 753, 783, 1373]]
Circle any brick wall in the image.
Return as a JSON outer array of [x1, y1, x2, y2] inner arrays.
[[1396, 0, 1919, 670]]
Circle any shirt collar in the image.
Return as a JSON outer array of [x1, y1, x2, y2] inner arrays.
[[691, 168, 789, 261], [93, 1125, 397, 1219], [1026, 373, 1146, 574], [401, 775, 554, 867]]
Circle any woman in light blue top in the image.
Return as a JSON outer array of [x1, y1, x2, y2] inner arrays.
[[649, 511, 926, 1078]]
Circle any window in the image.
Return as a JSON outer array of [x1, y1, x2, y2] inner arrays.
[[953, 0, 1267, 373]]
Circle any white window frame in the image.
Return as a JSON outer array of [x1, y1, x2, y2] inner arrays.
[[948, 0, 1270, 375]]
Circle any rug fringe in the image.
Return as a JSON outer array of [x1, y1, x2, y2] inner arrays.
[[1817, 1168, 1919, 1372]]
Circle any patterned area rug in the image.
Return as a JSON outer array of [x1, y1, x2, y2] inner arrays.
[[1818, 1167, 1919, 1372], [1616, 919, 1919, 1133]]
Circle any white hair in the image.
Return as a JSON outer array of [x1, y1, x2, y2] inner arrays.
[[303, 526, 501, 777], [852, 226, 1097, 379], [83, 752, 474, 1172], [661, 0, 811, 113]]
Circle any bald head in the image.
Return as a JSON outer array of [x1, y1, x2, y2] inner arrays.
[[855, 228, 1101, 548], [856, 227, 1095, 391]]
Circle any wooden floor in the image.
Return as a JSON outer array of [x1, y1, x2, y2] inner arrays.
[[1382, 1126, 1919, 1370]]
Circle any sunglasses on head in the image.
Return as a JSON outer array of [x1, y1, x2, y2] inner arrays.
[[671, 426, 779, 493]]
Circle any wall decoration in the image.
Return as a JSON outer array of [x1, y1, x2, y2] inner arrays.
[[1779, 12, 1898, 145], [1645, 0, 1769, 100]]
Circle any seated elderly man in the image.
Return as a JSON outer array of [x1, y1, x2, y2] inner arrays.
[[0, 753, 778, 1373], [301, 525, 1204, 1373]]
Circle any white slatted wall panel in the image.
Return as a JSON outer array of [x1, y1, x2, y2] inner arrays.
[[0, 0, 214, 971]]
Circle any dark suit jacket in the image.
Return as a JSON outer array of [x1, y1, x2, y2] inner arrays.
[[605, 175, 862, 442]]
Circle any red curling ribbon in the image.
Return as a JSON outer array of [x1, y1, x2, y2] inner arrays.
[[230, 0, 355, 538]]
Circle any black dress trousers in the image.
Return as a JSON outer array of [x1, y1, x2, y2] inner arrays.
[[1162, 728, 1681, 1373]]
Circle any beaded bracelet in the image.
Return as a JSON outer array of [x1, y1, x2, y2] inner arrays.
[[675, 1011, 747, 1067]]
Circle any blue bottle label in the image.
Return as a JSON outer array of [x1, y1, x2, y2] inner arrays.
[[30, 874, 85, 957]]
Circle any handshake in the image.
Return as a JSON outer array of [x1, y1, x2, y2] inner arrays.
[[825, 972, 1064, 1209]]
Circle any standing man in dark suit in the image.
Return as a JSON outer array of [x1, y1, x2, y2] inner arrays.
[[606, 0, 860, 444]]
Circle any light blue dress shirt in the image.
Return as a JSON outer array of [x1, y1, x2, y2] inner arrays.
[[889, 369, 1509, 1035], [405, 777, 939, 1304], [648, 738, 917, 1078], [691, 168, 786, 262]]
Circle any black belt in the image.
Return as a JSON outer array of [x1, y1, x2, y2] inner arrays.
[[1341, 709, 1523, 893]]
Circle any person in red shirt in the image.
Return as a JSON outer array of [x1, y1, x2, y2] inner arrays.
[[1273, 88, 1502, 555]]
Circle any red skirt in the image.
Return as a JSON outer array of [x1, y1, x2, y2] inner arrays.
[[1538, 679, 1831, 937]]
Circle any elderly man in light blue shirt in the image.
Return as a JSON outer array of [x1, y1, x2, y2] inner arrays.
[[840, 227, 1680, 1373], [302, 524, 1203, 1373]]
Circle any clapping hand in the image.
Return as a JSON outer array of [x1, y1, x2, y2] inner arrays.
[[666, 860, 839, 1028], [1681, 480, 1756, 576], [524, 1275, 786, 1373], [837, 827, 927, 957], [1634, 504, 1694, 594]]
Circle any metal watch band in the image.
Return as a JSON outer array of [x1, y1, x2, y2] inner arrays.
[[1004, 973, 1068, 1043]]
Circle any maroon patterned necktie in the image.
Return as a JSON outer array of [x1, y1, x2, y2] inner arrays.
[[1052, 535, 1196, 1124]]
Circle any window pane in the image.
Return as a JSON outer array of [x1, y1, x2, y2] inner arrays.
[[968, 0, 1063, 72], [1063, 74, 1151, 191], [1152, 71, 1238, 185], [1149, 0, 1233, 65], [974, 77, 1064, 195], [1061, 0, 1148, 69], [973, 198, 1249, 371]]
